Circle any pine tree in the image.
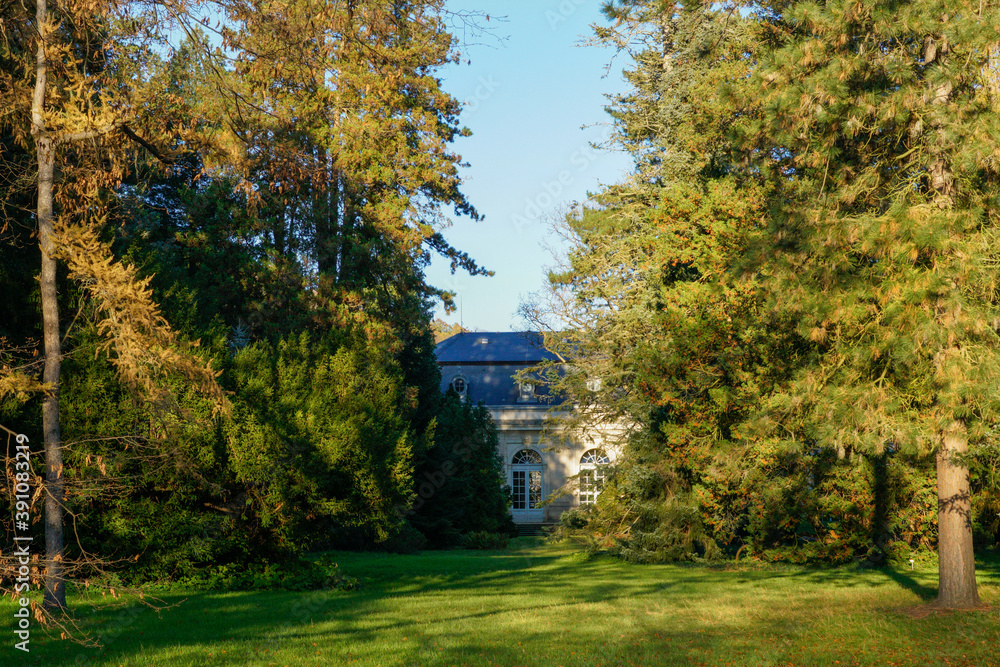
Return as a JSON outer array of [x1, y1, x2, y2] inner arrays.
[[751, 0, 1000, 608]]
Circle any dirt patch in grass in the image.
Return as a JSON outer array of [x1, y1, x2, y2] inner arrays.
[[897, 603, 993, 619]]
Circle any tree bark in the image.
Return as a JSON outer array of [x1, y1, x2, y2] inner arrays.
[[314, 148, 340, 277], [38, 138, 66, 611], [660, 3, 674, 75], [32, 0, 67, 611], [934, 423, 980, 608]]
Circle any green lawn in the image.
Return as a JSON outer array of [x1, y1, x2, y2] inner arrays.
[[8, 540, 1000, 666]]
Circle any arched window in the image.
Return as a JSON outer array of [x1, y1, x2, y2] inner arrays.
[[512, 449, 542, 465], [511, 449, 543, 510], [450, 375, 467, 398], [579, 449, 609, 505]]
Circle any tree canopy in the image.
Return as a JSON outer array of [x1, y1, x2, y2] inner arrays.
[[532, 0, 1000, 608], [0, 0, 508, 616]]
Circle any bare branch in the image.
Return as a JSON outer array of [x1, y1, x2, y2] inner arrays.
[[52, 120, 124, 146], [121, 125, 176, 164]]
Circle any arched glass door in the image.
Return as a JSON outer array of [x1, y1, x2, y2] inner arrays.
[[511, 449, 544, 523]]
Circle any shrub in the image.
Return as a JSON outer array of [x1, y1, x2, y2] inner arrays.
[[174, 555, 359, 592], [460, 531, 510, 550], [382, 522, 428, 554]]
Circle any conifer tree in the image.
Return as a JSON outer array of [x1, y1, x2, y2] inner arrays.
[[3, 0, 492, 607], [524, 1, 793, 560], [202, 0, 489, 327], [408, 390, 514, 547], [3, 0, 223, 610], [750, 0, 1000, 608]]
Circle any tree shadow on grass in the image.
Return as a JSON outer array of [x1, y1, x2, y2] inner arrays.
[[18, 544, 998, 666], [880, 568, 937, 601], [34, 589, 598, 667]]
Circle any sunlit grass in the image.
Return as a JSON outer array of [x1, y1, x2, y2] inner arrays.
[[8, 540, 1000, 666]]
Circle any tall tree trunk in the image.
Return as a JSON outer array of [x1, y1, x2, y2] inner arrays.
[[660, 3, 674, 75], [31, 0, 67, 611], [314, 148, 340, 277], [935, 422, 980, 607], [38, 139, 66, 611], [925, 32, 980, 609]]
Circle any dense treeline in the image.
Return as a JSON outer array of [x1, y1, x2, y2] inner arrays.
[[6, 0, 1000, 620], [528, 0, 1000, 609], [0, 0, 511, 609]]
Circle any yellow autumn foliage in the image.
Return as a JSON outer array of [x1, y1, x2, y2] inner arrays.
[[51, 219, 228, 415]]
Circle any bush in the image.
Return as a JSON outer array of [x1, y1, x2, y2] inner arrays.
[[174, 555, 359, 591], [558, 507, 591, 530], [460, 531, 510, 550], [409, 392, 516, 547], [382, 522, 428, 554]]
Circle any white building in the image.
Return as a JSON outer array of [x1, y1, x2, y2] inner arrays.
[[435, 332, 614, 528]]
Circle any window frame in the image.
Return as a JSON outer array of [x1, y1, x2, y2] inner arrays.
[[579, 448, 610, 506], [511, 448, 543, 510]]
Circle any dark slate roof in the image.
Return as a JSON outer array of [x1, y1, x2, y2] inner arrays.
[[435, 332, 561, 365], [435, 332, 561, 407], [440, 363, 553, 406]]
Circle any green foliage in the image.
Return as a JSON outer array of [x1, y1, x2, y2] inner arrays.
[[697, 446, 938, 566], [970, 438, 1000, 549], [1, 0, 506, 596], [173, 556, 359, 592], [459, 531, 511, 550], [225, 332, 420, 550], [743, 0, 1000, 604], [744, 0, 1000, 450], [381, 522, 429, 554], [116, 162, 269, 336], [529, 0, 1000, 569], [55, 324, 240, 582], [408, 392, 515, 547]]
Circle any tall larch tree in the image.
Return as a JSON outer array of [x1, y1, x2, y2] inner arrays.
[[202, 0, 487, 329], [4, 0, 224, 610], [750, 0, 1000, 608]]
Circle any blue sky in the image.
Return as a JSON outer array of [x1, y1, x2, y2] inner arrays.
[[425, 1, 633, 332]]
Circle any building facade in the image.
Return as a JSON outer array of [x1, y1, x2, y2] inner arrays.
[[435, 331, 613, 527]]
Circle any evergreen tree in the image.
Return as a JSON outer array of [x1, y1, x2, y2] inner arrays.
[[2, 0, 493, 601], [750, 0, 1000, 607], [409, 391, 514, 547], [534, 1, 949, 566], [202, 0, 490, 329], [526, 1, 794, 561]]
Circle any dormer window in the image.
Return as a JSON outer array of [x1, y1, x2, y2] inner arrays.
[[450, 375, 467, 399], [518, 382, 535, 403], [586, 377, 602, 392]]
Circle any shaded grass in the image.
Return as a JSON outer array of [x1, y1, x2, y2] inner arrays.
[[7, 540, 1000, 666]]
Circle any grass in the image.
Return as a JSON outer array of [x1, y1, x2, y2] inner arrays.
[[7, 539, 1000, 666]]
